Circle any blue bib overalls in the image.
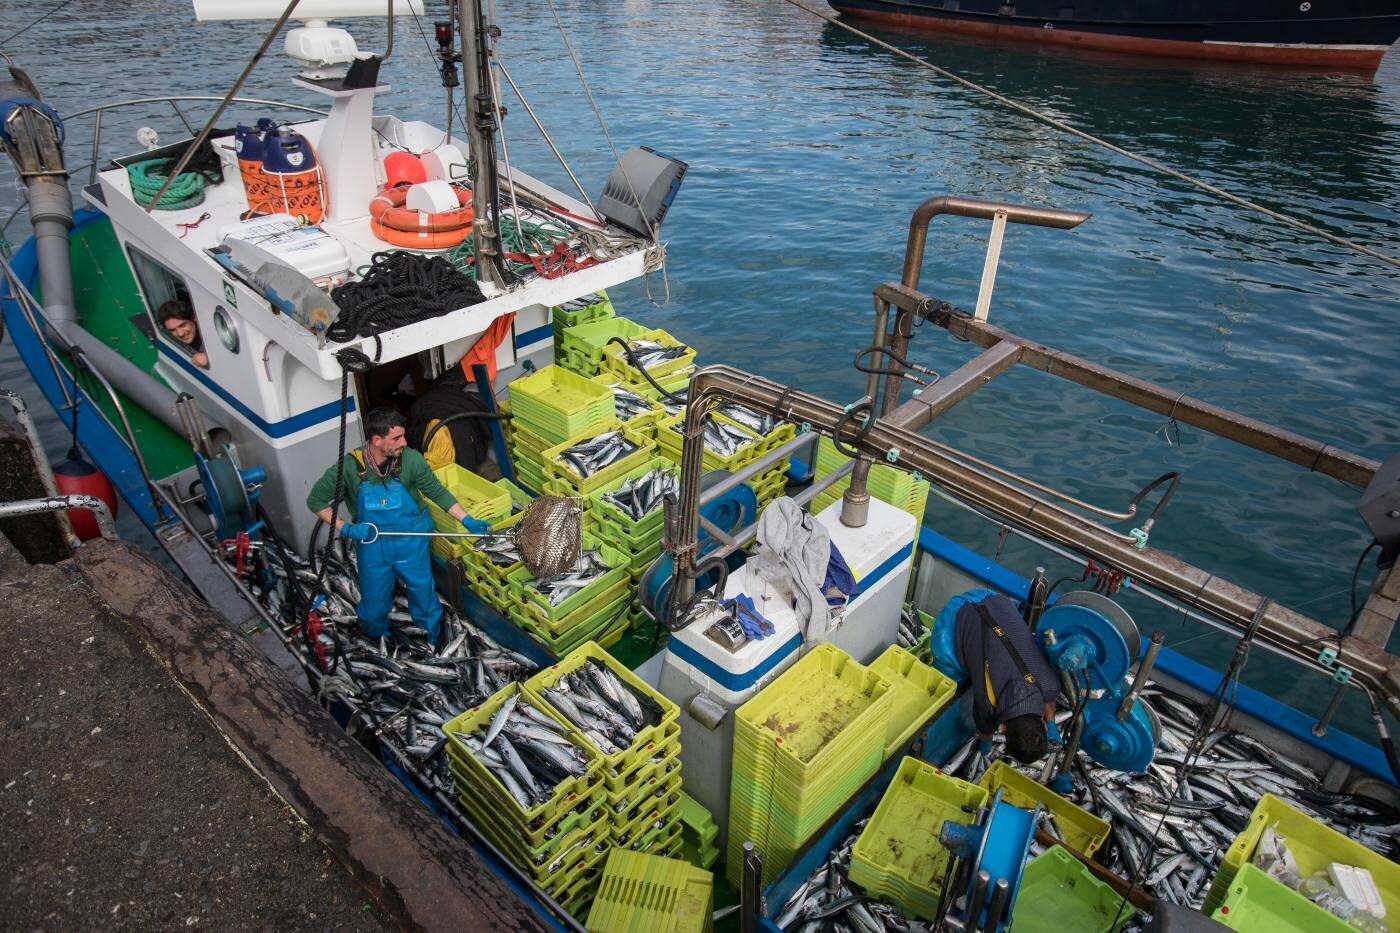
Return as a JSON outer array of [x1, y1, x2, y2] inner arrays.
[[354, 475, 443, 641]]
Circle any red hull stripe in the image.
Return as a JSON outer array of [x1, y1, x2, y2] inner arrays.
[[829, 6, 1389, 69]]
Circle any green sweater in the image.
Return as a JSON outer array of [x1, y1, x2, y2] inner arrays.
[[306, 448, 457, 522]]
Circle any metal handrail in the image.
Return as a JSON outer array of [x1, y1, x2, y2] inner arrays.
[[0, 252, 166, 518], [53, 96, 330, 185]]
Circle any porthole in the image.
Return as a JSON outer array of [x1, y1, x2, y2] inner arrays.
[[213, 306, 239, 354]]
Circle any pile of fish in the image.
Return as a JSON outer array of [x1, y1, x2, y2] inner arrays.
[[721, 402, 780, 436], [611, 384, 656, 420], [620, 337, 690, 370], [451, 690, 593, 811], [257, 547, 537, 801], [601, 466, 678, 521], [661, 387, 689, 416], [474, 532, 522, 566], [701, 418, 756, 458], [941, 681, 1400, 912], [559, 430, 640, 479], [538, 659, 663, 758], [775, 826, 933, 933], [896, 605, 926, 653], [524, 549, 613, 606]]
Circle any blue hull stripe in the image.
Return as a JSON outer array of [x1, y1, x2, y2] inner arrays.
[[852, 541, 913, 597], [157, 342, 353, 438], [668, 632, 802, 693], [514, 323, 552, 350]]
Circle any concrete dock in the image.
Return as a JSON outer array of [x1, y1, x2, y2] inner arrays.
[[0, 535, 390, 929]]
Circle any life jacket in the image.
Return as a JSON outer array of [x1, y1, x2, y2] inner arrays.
[[407, 383, 491, 471]]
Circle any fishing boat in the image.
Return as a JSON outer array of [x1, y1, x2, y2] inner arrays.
[[823, 0, 1400, 70], [1, 1, 1396, 930]]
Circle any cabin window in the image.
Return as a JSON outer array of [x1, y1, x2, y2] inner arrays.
[[126, 245, 209, 369]]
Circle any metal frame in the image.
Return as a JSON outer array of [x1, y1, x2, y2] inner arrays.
[[667, 195, 1399, 722]]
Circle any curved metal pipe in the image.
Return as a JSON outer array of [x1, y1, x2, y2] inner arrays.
[[0, 493, 115, 541], [882, 196, 1089, 417]]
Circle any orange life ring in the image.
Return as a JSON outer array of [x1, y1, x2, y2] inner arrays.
[[368, 185, 474, 233], [369, 216, 470, 250]]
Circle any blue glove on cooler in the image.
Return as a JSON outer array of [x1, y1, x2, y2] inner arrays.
[[340, 522, 373, 542], [461, 515, 490, 533], [727, 593, 776, 640]]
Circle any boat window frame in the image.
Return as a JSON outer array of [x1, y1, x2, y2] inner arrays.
[[125, 244, 210, 370]]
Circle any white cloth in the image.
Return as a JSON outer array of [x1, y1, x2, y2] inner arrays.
[[748, 497, 831, 642]]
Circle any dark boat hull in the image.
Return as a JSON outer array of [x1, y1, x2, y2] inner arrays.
[[826, 0, 1400, 68]]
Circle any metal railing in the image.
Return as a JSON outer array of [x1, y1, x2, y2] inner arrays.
[[0, 251, 166, 519]]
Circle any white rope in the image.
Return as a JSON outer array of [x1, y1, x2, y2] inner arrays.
[[779, 0, 1400, 272]]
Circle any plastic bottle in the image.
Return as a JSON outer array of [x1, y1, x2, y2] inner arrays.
[[1300, 873, 1335, 899], [1349, 913, 1388, 933]]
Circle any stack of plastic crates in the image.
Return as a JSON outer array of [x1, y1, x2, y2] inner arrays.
[[529, 643, 686, 861], [656, 410, 796, 511], [589, 457, 678, 582], [423, 465, 513, 562], [586, 848, 714, 933], [1202, 793, 1399, 918], [441, 683, 610, 919], [869, 645, 958, 757], [726, 642, 893, 887], [808, 437, 930, 521], [539, 423, 656, 500], [850, 756, 989, 920], [599, 327, 697, 386], [505, 365, 619, 494], [506, 534, 634, 657], [592, 373, 668, 440], [557, 316, 652, 377], [677, 793, 719, 870], [459, 511, 524, 616], [1011, 846, 1127, 933], [552, 291, 615, 341]]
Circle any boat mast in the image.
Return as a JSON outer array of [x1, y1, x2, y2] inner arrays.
[[457, 0, 505, 288]]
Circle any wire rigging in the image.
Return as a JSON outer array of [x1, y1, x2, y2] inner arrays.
[[777, 0, 1400, 272]]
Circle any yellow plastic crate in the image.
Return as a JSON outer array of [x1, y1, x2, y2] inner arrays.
[[979, 760, 1110, 857], [600, 327, 697, 382], [869, 645, 958, 755], [508, 364, 618, 446], [587, 848, 713, 933]]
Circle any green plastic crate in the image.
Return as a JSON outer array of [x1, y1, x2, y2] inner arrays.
[[587, 848, 714, 933], [1211, 864, 1352, 933], [979, 760, 1110, 858], [850, 757, 988, 920], [440, 682, 602, 827], [592, 374, 668, 437], [679, 793, 718, 851], [527, 640, 681, 775], [611, 773, 683, 840], [513, 593, 634, 660], [424, 463, 512, 559], [735, 642, 892, 770], [656, 412, 797, 475], [869, 645, 959, 757], [552, 291, 615, 335], [508, 538, 631, 626], [600, 326, 697, 382], [1204, 793, 1400, 917], [541, 423, 656, 496], [1012, 845, 1130, 933], [558, 316, 651, 376], [509, 364, 618, 445], [590, 457, 677, 545], [604, 722, 683, 797]]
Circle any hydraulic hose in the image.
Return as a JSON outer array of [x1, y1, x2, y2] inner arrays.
[[419, 409, 512, 454], [606, 337, 687, 403], [1126, 471, 1181, 533]]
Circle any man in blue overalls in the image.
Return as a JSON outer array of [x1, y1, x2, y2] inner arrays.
[[307, 407, 489, 644]]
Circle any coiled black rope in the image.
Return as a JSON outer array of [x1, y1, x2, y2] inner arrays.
[[328, 251, 485, 343]]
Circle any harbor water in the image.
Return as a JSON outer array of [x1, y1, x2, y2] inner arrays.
[[1, 0, 1397, 731]]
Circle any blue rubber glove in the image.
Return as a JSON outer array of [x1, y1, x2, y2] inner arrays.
[[461, 515, 490, 534], [977, 737, 994, 757], [339, 522, 373, 542], [729, 593, 776, 640]]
